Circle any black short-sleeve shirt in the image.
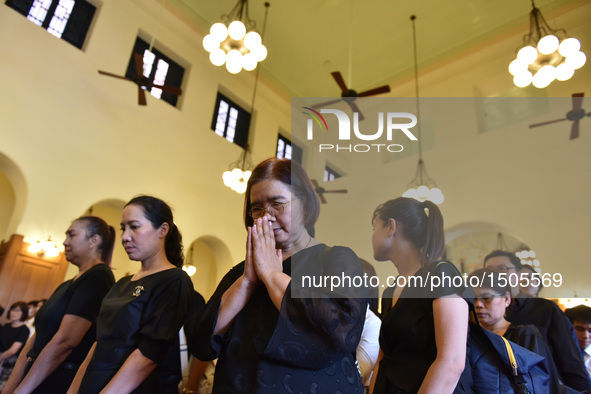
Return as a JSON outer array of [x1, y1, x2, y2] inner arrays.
[[80, 268, 194, 394], [507, 296, 591, 390], [0, 324, 29, 354], [28, 263, 115, 364]]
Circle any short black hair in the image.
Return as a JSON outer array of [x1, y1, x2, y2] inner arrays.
[[483, 250, 522, 270], [565, 304, 591, 325], [8, 301, 29, 321]]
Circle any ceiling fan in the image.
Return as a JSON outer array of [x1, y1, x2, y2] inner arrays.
[[98, 53, 182, 106], [311, 72, 391, 121], [529, 92, 590, 140], [311, 179, 348, 204], [311, 0, 390, 121]]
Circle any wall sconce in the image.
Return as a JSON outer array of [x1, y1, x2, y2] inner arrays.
[[560, 297, 591, 309], [29, 236, 60, 258]]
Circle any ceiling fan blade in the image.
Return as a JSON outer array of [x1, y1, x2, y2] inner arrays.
[[572, 92, 584, 111], [138, 87, 147, 106], [570, 121, 580, 140], [311, 179, 320, 189], [331, 71, 348, 93], [324, 189, 348, 194], [98, 70, 132, 82], [149, 83, 182, 96], [358, 85, 391, 97], [349, 101, 364, 121], [310, 98, 343, 109], [134, 53, 145, 78], [529, 118, 566, 128], [318, 193, 327, 204]]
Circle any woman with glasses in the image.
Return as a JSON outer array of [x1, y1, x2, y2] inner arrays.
[[483, 251, 591, 390], [188, 158, 368, 393], [469, 268, 563, 391], [369, 197, 469, 394], [469, 268, 516, 335]]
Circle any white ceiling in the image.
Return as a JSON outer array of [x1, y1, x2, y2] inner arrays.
[[167, 0, 584, 97]]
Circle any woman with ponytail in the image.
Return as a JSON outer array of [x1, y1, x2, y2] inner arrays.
[[3, 216, 116, 394], [368, 197, 469, 394], [69, 195, 195, 394]]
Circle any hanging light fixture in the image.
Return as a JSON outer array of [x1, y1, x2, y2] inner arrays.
[[222, 144, 253, 194], [515, 248, 541, 273], [402, 15, 444, 205], [182, 244, 197, 276], [221, 30, 264, 194], [509, 0, 586, 89], [203, 1, 270, 74], [495, 232, 509, 251]]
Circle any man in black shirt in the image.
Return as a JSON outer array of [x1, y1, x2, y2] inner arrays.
[[484, 250, 591, 392], [565, 305, 591, 378]]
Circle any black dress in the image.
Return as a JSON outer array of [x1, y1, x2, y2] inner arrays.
[[79, 268, 194, 394], [188, 244, 368, 394], [375, 261, 468, 394], [24, 263, 115, 394]]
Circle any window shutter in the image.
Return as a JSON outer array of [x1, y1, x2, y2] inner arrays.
[[5, 0, 36, 17], [61, 0, 96, 49]]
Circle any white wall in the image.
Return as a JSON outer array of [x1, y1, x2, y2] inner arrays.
[[0, 171, 16, 241]]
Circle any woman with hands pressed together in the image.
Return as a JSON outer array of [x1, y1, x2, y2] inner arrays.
[[188, 158, 368, 393]]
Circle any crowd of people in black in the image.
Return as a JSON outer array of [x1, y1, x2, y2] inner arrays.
[[0, 157, 589, 393]]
